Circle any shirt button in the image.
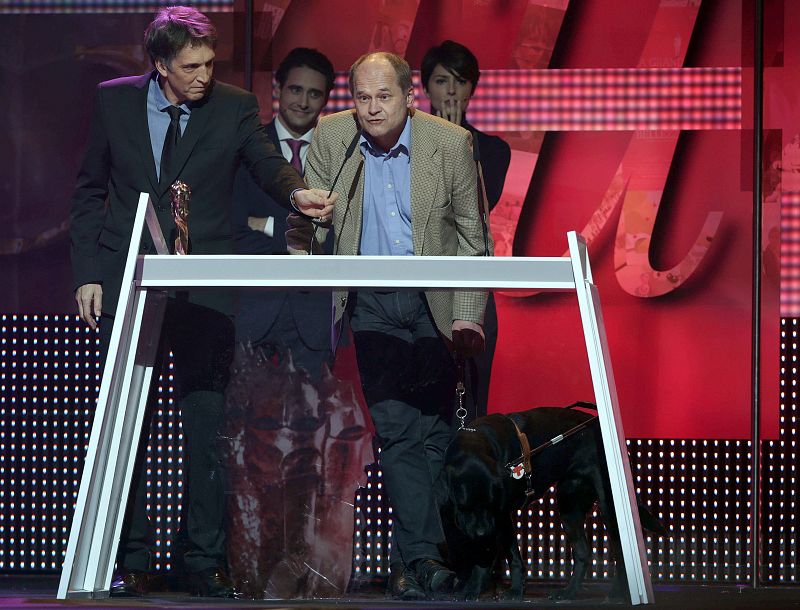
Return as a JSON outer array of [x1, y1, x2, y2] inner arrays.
[[387, 183, 393, 189], [390, 211, 396, 217], [394, 239, 400, 245]]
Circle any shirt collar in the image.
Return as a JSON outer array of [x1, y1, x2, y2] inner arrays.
[[275, 114, 314, 143], [360, 114, 411, 161], [151, 72, 192, 115]]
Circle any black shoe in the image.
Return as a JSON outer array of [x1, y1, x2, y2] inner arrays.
[[187, 567, 239, 598], [413, 558, 456, 595], [109, 569, 151, 597], [388, 563, 426, 600]]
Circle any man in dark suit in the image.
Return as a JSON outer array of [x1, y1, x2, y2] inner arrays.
[[232, 48, 335, 381], [69, 6, 335, 598]]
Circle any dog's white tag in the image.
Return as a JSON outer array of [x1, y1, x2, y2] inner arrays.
[[510, 463, 526, 479]]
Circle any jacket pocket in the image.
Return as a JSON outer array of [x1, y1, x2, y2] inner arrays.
[[98, 227, 126, 252]]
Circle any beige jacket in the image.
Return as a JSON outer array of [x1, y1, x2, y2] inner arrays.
[[287, 108, 490, 340]]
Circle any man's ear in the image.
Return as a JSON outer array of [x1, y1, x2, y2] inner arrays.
[[406, 88, 414, 108], [155, 58, 169, 78]]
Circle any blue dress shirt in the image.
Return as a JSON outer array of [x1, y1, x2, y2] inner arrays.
[[359, 117, 413, 256]]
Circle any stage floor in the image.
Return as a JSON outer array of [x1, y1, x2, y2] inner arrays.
[[1, 576, 799, 610]]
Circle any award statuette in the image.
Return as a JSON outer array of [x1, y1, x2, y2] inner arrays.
[[170, 180, 190, 255]]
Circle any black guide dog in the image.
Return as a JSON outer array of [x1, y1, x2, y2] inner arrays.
[[439, 403, 665, 601]]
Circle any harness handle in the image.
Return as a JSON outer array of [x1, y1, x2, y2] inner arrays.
[[506, 416, 599, 473]]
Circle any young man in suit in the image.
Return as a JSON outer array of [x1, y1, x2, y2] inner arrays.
[[232, 48, 335, 381], [69, 6, 335, 598], [287, 52, 489, 599]]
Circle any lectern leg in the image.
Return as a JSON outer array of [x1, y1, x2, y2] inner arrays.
[[567, 232, 652, 605], [58, 289, 167, 599], [582, 284, 652, 604]]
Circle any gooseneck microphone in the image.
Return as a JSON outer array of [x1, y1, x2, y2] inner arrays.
[[471, 135, 491, 257], [472, 130, 481, 163], [310, 128, 362, 254], [330, 128, 362, 198]]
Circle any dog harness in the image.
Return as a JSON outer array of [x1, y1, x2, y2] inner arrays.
[[508, 418, 533, 481], [505, 414, 599, 502]]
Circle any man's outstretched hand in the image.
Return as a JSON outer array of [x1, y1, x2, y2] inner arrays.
[[293, 189, 337, 222]]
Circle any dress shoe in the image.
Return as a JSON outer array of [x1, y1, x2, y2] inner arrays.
[[109, 569, 151, 597], [413, 558, 456, 596], [187, 567, 239, 598], [388, 563, 426, 600]]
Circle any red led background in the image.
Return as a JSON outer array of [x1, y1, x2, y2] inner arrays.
[[255, 0, 770, 440], [2, 0, 799, 586], [0, 0, 774, 440]]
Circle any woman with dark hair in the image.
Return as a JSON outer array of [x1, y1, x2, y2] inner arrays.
[[421, 40, 511, 208], [422, 40, 509, 419]]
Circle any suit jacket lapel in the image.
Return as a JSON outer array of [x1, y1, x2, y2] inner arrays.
[[132, 73, 159, 195], [266, 121, 281, 148], [158, 83, 214, 195], [410, 114, 440, 255]]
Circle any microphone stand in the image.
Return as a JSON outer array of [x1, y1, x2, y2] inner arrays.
[[309, 128, 362, 255], [473, 136, 491, 257]]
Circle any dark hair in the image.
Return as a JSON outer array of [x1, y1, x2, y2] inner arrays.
[[144, 5, 217, 68], [275, 47, 336, 97], [421, 40, 480, 90], [348, 52, 412, 95]]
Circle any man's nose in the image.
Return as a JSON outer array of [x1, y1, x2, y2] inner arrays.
[[368, 98, 381, 114], [299, 93, 310, 109]]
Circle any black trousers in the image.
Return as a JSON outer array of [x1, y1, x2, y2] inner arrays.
[[349, 292, 456, 566], [98, 297, 234, 573], [235, 292, 334, 384]]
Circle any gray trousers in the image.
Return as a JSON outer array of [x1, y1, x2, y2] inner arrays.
[[349, 291, 455, 566]]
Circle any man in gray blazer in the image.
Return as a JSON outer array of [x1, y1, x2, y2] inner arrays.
[[288, 51, 489, 599]]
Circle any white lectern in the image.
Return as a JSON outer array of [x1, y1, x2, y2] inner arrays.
[[58, 193, 653, 604]]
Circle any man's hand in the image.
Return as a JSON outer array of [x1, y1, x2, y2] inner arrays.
[[247, 216, 268, 232], [76, 283, 102, 330], [293, 188, 337, 222], [451, 319, 485, 359]]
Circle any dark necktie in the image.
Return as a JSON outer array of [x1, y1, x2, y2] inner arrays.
[[287, 138, 305, 175], [160, 105, 183, 184]]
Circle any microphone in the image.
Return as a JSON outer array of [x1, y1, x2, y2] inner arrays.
[[471, 134, 490, 256], [309, 128, 362, 254], [329, 128, 362, 198], [472, 132, 481, 162]]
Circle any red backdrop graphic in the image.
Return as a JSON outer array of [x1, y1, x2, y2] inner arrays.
[[0, 0, 780, 442], [227, 0, 774, 439]]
